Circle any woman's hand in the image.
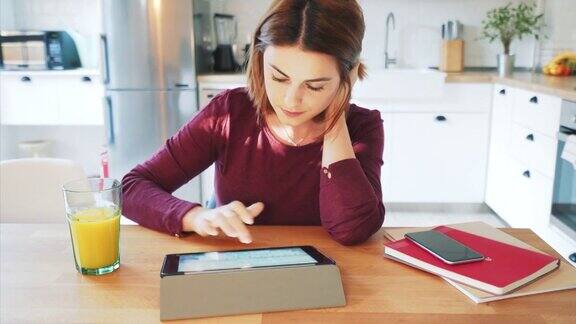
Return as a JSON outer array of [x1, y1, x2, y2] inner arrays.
[[324, 62, 360, 137], [321, 63, 359, 166], [182, 201, 265, 244]]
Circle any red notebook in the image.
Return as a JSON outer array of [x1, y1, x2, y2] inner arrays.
[[384, 226, 560, 295]]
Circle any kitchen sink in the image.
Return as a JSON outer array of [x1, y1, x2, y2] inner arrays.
[[352, 68, 446, 100]]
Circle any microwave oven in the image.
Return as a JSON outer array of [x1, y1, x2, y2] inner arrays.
[[0, 30, 81, 70]]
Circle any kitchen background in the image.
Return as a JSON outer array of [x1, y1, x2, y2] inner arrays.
[[0, 0, 574, 263], [1, 0, 574, 172], [2, 0, 574, 70]]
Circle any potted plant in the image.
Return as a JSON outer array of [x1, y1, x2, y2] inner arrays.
[[480, 2, 545, 76]]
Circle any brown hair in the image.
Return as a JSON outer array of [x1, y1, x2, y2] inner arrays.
[[246, 0, 367, 136]]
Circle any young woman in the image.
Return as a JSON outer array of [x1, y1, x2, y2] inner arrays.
[[122, 0, 384, 246]]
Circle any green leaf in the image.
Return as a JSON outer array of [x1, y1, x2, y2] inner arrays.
[[479, 1, 546, 53]]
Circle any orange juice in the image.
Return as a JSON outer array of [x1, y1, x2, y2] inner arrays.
[[68, 207, 120, 270]]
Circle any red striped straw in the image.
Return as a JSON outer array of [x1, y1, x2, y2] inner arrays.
[[99, 149, 109, 191], [101, 150, 109, 178]]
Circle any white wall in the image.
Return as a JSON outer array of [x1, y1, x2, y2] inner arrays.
[[538, 0, 576, 66], [4, 0, 573, 70], [0, 0, 15, 29], [360, 0, 536, 69], [209, 0, 575, 71]]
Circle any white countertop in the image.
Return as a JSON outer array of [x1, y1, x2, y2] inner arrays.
[[197, 73, 247, 84], [0, 68, 100, 76]]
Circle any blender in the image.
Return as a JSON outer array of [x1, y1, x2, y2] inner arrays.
[[213, 13, 240, 72]]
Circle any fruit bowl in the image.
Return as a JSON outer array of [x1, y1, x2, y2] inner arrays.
[[542, 51, 576, 76]]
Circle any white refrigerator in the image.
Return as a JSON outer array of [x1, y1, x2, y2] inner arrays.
[[101, 0, 201, 202]]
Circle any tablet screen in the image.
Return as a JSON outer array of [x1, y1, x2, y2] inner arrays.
[[177, 247, 317, 272]]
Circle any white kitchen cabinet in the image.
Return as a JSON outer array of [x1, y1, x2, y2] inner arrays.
[[485, 84, 562, 228], [505, 157, 554, 228], [512, 87, 562, 138], [0, 74, 60, 124], [485, 84, 514, 217], [509, 123, 558, 178], [386, 112, 489, 203], [57, 75, 104, 125], [0, 71, 103, 126]]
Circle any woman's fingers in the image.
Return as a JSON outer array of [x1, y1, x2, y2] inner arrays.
[[229, 201, 258, 225], [198, 201, 265, 243], [209, 212, 239, 238], [229, 201, 265, 224], [246, 202, 265, 218], [221, 208, 252, 244], [202, 221, 219, 236]]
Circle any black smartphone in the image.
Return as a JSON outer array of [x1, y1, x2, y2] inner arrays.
[[405, 230, 484, 265]]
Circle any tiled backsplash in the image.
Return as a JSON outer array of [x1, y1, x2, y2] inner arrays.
[[210, 0, 575, 70], [538, 0, 576, 68], [0, 0, 574, 70]]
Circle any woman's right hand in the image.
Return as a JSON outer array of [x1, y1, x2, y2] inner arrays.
[[182, 201, 265, 244]]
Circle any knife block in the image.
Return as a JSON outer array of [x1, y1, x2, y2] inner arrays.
[[440, 40, 464, 72]]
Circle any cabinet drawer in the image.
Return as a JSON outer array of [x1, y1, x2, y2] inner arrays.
[[492, 84, 514, 99], [506, 158, 554, 228], [490, 84, 514, 156], [388, 112, 489, 202], [512, 88, 561, 137], [510, 123, 558, 178], [0, 74, 60, 125], [58, 74, 104, 125]]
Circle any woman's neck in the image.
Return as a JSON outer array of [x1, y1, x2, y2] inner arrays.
[[266, 113, 323, 146]]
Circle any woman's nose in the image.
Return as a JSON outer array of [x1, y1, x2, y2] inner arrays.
[[284, 85, 303, 108]]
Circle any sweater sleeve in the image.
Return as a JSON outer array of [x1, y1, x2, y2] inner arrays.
[[319, 109, 385, 245], [121, 92, 229, 236]]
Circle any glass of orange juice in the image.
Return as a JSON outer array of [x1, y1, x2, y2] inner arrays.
[[63, 177, 121, 275]]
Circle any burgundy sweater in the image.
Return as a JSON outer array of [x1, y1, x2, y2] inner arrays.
[[122, 87, 385, 245]]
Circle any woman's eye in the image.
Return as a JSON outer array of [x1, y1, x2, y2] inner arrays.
[[307, 84, 324, 92], [271, 75, 324, 92], [271, 75, 288, 83]]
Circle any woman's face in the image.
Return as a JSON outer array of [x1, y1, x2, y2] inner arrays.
[[263, 45, 341, 128]]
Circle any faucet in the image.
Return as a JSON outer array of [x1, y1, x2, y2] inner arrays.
[[384, 12, 396, 69]]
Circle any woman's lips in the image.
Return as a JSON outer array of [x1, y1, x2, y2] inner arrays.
[[281, 108, 305, 118]]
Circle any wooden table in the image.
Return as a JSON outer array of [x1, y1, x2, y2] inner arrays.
[[1, 224, 575, 323]]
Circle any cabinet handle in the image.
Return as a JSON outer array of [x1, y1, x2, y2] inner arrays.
[[435, 115, 447, 122], [105, 96, 115, 145], [174, 83, 190, 88], [100, 34, 110, 85], [523, 170, 531, 178], [529, 96, 538, 104], [498, 89, 506, 95], [526, 134, 534, 141], [81, 76, 92, 82], [20, 76, 31, 82], [207, 94, 214, 99]]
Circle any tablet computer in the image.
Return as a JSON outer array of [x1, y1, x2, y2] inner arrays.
[[161, 245, 335, 277]]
